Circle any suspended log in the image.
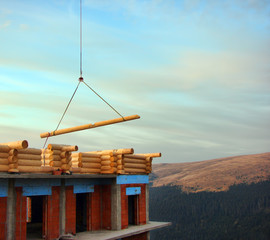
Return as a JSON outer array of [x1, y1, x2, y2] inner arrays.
[[18, 148, 42, 155], [0, 165, 9, 171], [40, 115, 140, 138], [0, 140, 28, 149], [18, 160, 42, 166]]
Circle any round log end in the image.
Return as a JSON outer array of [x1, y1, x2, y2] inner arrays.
[[22, 140, 28, 149]]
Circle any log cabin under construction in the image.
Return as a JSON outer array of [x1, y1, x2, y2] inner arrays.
[[0, 140, 170, 240]]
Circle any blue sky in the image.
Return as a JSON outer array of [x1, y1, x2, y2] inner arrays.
[[0, 0, 269, 163]]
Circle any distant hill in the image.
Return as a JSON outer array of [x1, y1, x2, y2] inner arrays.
[[150, 152, 270, 192]]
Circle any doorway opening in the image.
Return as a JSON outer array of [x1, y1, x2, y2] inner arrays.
[[27, 196, 44, 239], [76, 193, 88, 232], [128, 195, 138, 225]]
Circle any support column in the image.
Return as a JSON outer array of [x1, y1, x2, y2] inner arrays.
[[111, 179, 121, 230], [6, 179, 16, 240], [145, 184, 149, 223], [59, 179, 66, 236]]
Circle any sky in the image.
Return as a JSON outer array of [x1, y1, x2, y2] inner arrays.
[[0, 0, 269, 163]]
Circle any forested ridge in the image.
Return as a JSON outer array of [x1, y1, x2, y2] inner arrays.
[[149, 181, 270, 240]]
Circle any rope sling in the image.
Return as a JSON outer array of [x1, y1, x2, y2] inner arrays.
[[41, 0, 140, 149]]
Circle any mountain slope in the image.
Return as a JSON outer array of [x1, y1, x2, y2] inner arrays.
[[151, 152, 270, 192]]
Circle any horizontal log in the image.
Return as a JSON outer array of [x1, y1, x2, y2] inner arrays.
[[101, 160, 111, 166], [100, 155, 111, 160], [80, 168, 100, 173], [124, 168, 146, 173], [18, 160, 42, 166], [18, 148, 42, 155], [0, 165, 9, 171], [80, 152, 101, 158], [0, 140, 28, 149], [87, 148, 134, 155], [101, 166, 112, 171], [18, 166, 49, 173], [0, 158, 8, 165], [100, 170, 115, 174], [0, 145, 11, 152], [47, 144, 78, 152], [81, 163, 101, 168], [123, 158, 146, 164], [124, 163, 146, 169], [81, 157, 101, 163], [137, 153, 161, 158], [116, 170, 125, 174], [17, 154, 41, 160], [70, 167, 81, 173], [124, 154, 147, 160], [40, 115, 140, 138], [0, 153, 8, 158]]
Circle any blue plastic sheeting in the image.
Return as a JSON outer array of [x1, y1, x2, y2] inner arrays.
[[0, 179, 8, 197], [23, 186, 52, 196], [73, 184, 94, 194], [126, 187, 141, 195], [15, 179, 60, 196], [116, 175, 149, 185]]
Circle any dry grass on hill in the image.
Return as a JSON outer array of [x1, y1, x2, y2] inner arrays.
[[151, 152, 270, 192]]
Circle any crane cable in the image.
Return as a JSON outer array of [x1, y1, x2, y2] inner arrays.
[[42, 0, 124, 150]]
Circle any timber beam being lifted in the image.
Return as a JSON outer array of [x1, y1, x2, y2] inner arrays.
[[40, 114, 140, 138]]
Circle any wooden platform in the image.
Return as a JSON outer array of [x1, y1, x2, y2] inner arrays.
[[75, 221, 171, 240]]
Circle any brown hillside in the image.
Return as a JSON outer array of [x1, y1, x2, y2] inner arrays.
[[151, 152, 270, 192]]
